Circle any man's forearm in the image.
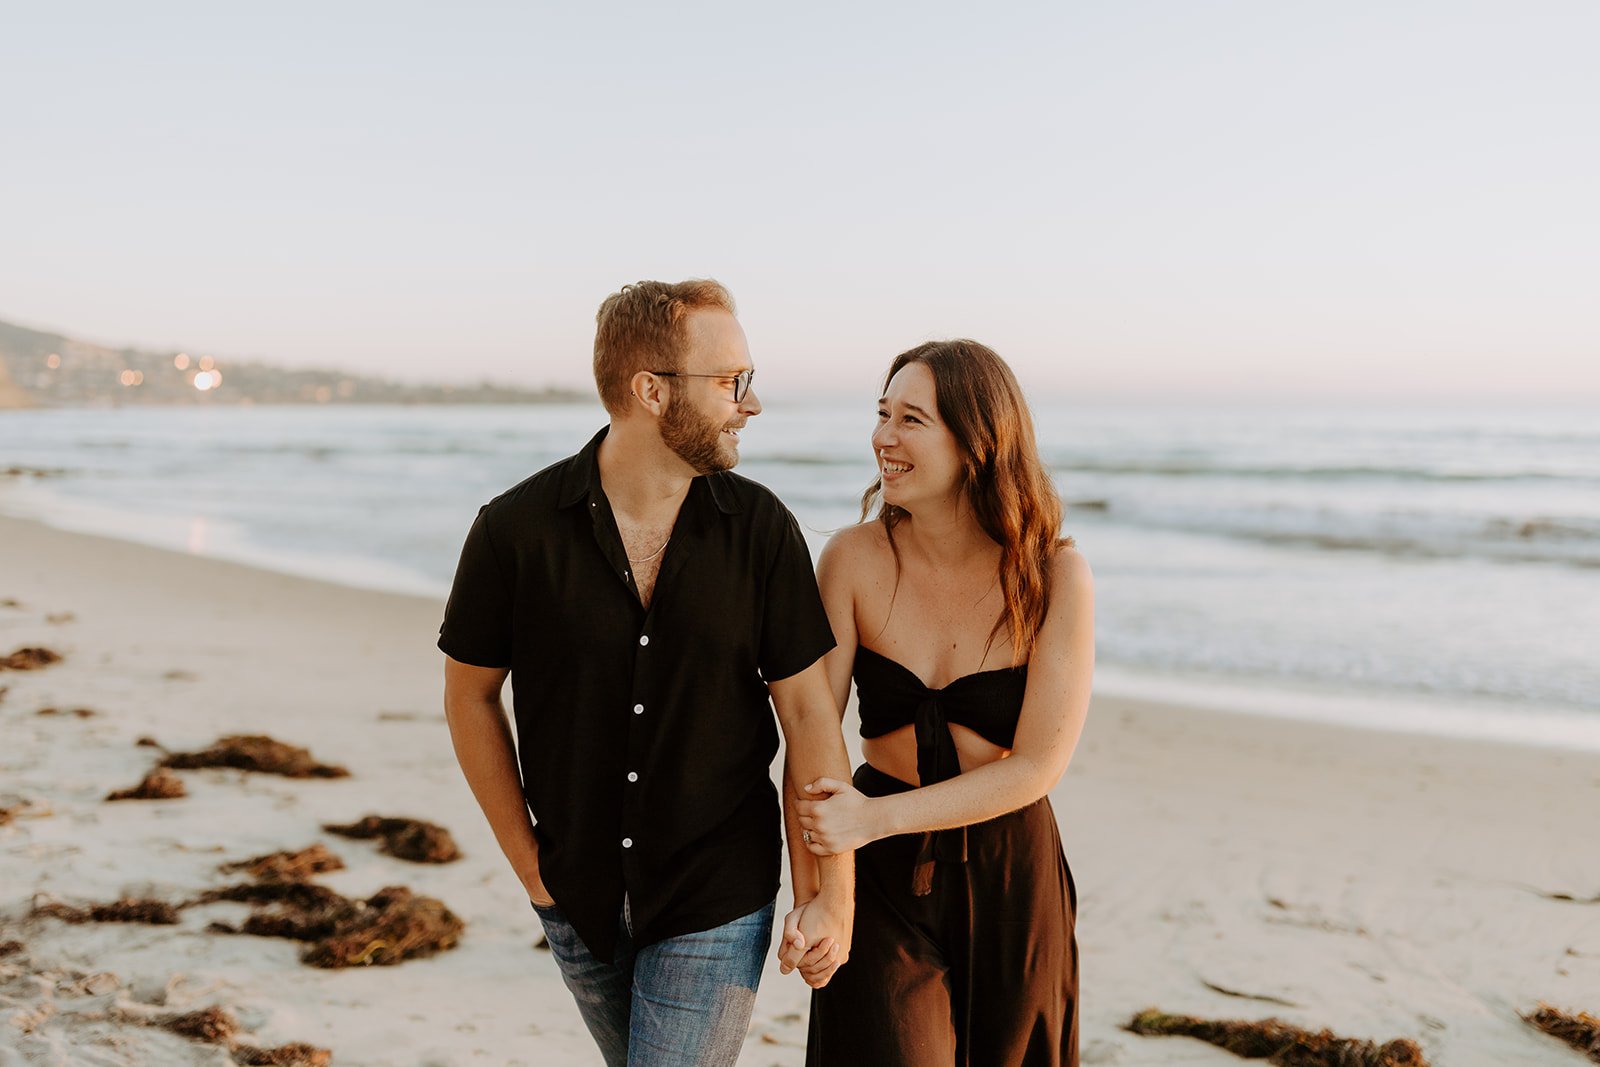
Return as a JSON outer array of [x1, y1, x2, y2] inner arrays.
[[782, 757, 822, 903], [445, 696, 540, 878], [783, 705, 855, 899]]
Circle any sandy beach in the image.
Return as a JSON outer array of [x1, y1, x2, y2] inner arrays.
[[2, 511, 1597, 1065]]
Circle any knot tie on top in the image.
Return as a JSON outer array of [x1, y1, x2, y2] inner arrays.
[[910, 694, 968, 896]]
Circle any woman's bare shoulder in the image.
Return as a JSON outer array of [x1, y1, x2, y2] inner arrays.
[[822, 520, 892, 568], [1050, 542, 1093, 595], [819, 523, 896, 604]]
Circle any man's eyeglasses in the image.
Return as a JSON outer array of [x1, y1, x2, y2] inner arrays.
[[649, 369, 755, 403]]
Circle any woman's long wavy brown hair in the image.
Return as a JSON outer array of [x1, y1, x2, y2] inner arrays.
[[860, 339, 1070, 666]]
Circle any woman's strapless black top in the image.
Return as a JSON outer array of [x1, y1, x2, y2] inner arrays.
[[854, 645, 1029, 895]]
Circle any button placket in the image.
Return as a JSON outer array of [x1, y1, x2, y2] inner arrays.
[[624, 632, 651, 864]]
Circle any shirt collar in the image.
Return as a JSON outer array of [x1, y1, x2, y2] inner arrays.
[[558, 424, 742, 515], [557, 426, 609, 509]]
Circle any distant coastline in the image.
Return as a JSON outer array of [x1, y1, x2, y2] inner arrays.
[[0, 316, 587, 409]]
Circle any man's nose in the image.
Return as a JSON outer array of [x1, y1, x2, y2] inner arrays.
[[740, 386, 762, 417]]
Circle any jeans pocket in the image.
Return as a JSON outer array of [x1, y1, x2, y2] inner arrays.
[[532, 901, 579, 954]]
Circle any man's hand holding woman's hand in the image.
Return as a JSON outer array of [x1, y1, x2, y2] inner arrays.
[[777, 888, 853, 989]]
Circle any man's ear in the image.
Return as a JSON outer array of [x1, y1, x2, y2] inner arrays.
[[628, 370, 668, 415]]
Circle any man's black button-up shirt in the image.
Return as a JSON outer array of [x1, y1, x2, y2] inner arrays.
[[438, 427, 835, 962]]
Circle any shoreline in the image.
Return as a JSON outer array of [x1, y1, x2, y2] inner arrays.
[[4, 498, 1595, 754], [3, 511, 1591, 773], [3, 513, 1599, 1064]]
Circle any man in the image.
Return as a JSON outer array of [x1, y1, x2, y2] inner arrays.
[[439, 279, 854, 1066]]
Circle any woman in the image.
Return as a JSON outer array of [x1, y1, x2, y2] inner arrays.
[[793, 340, 1093, 1066]]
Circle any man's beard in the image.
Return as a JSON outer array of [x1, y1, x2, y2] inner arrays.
[[660, 392, 736, 474]]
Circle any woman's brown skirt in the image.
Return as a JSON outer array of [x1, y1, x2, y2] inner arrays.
[[807, 763, 1078, 1067]]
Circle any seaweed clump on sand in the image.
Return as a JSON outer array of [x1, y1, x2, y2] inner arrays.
[[233, 1043, 333, 1066], [204, 882, 463, 967], [302, 886, 463, 967], [324, 815, 461, 863], [106, 767, 188, 801], [156, 1006, 332, 1066], [0, 646, 62, 671], [199, 881, 352, 939], [162, 1006, 240, 1042], [1125, 1009, 1428, 1066], [159, 735, 350, 779], [34, 897, 181, 925], [1523, 1004, 1600, 1062], [0, 795, 48, 826], [221, 843, 345, 882]]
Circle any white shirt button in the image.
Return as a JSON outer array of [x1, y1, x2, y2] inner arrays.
[[633, 703, 644, 715], [639, 635, 650, 646], [621, 837, 633, 849], [627, 771, 639, 782]]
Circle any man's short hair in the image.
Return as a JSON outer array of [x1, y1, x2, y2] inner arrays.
[[593, 279, 736, 414]]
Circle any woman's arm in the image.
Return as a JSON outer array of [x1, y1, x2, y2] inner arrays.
[[798, 547, 1093, 853]]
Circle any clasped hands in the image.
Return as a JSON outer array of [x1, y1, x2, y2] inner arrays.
[[777, 887, 852, 988]]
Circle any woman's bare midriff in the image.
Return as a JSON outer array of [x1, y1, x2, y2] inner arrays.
[[862, 722, 1012, 788]]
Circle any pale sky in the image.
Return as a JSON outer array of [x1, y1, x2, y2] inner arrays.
[[3, 1, 1597, 402]]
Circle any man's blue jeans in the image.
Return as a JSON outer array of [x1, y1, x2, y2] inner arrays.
[[533, 899, 774, 1067]]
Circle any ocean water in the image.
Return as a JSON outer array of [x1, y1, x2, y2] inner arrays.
[[3, 401, 1598, 744]]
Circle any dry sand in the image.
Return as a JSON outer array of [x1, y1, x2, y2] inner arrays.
[[2, 513, 1597, 1065]]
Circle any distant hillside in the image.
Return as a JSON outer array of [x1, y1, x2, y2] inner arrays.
[[0, 318, 72, 360], [0, 320, 69, 407], [0, 358, 31, 408], [0, 317, 587, 408]]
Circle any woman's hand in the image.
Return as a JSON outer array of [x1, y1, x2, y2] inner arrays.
[[796, 777, 881, 855]]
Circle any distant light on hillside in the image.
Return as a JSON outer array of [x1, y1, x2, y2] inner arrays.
[[2, 313, 589, 406]]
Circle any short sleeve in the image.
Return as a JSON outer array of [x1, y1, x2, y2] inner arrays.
[[757, 507, 836, 682], [438, 505, 514, 668]]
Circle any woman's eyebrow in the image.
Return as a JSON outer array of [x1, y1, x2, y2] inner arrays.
[[880, 398, 935, 420]]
